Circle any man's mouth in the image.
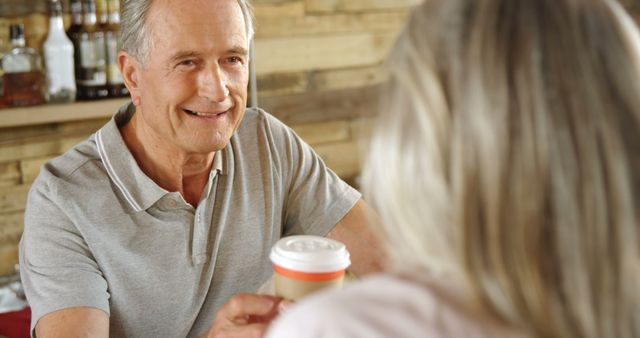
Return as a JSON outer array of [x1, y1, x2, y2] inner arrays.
[[183, 108, 228, 117]]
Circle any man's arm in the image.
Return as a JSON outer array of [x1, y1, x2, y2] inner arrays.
[[327, 199, 387, 276], [35, 307, 108, 338]]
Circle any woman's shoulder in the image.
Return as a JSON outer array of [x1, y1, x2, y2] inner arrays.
[[266, 272, 528, 338]]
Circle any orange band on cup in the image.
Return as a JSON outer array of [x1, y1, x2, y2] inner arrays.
[[273, 265, 345, 282]]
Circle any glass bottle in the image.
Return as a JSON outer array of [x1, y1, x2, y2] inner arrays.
[[1, 24, 45, 107], [105, 0, 128, 97], [76, 0, 109, 100], [67, 0, 83, 79], [0, 40, 6, 108], [44, 0, 77, 103]]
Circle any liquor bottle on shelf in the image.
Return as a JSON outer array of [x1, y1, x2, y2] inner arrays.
[[67, 0, 84, 34], [67, 0, 85, 100], [0, 42, 5, 108], [75, 0, 109, 100], [105, 0, 128, 97], [43, 0, 77, 103], [1, 24, 45, 107]]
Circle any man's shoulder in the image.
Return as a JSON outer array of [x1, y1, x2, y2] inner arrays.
[[237, 107, 289, 135], [32, 134, 104, 195]]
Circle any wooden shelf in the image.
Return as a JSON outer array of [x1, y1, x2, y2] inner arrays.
[[0, 98, 130, 129]]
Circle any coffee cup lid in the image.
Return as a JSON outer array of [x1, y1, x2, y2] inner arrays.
[[270, 235, 351, 273]]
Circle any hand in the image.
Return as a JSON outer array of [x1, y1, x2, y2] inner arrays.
[[206, 293, 285, 338]]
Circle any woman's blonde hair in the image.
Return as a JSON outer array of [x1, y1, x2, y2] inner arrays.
[[363, 0, 640, 337]]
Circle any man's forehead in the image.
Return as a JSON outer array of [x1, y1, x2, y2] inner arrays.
[[146, 0, 247, 49], [148, 0, 244, 22]]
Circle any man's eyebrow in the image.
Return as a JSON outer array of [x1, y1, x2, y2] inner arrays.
[[168, 50, 201, 63], [168, 46, 248, 63], [227, 46, 249, 56]]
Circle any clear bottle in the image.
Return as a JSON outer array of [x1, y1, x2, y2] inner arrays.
[[44, 0, 77, 103], [105, 0, 128, 97], [76, 0, 109, 100], [1, 24, 45, 107]]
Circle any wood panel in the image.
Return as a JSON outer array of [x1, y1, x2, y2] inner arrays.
[[255, 32, 396, 74], [0, 242, 18, 276], [20, 156, 52, 185], [0, 161, 20, 183], [314, 140, 361, 179], [0, 184, 29, 214], [257, 72, 309, 97], [0, 134, 86, 163], [0, 98, 127, 129], [311, 64, 388, 91], [257, 64, 388, 97], [305, 0, 422, 13], [253, 1, 305, 19], [0, 210, 23, 277], [260, 84, 381, 125], [0, 211, 23, 244], [0, 124, 58, 143], [255, 11, 408, 38], [291, 120, 350, 145]]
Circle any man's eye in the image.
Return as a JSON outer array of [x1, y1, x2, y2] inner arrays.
[[177, 60, 196, 68], [226, 56, 243, 64]]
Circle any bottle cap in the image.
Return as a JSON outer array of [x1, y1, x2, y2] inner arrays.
[[49, 0, 63, 15], [270, 235, 351, 273]]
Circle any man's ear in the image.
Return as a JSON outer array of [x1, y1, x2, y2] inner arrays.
[[118, 51, 142, 105]]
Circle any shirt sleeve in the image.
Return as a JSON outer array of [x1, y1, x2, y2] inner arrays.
[[261, 111, 361, 237], [19, 174, 110, 333]]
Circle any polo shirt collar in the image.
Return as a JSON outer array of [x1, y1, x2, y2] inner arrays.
[[95, 102, 224, 212]]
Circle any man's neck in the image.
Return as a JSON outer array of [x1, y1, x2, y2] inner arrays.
[[120, 113, 213, 207]]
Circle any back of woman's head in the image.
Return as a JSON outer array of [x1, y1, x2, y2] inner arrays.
[[363, 0, 640, 337]]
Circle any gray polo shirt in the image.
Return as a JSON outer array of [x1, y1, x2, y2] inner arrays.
[[19, 103, 361, 337]]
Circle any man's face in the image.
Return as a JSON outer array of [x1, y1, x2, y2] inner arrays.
[[131, 0, 249, 155]]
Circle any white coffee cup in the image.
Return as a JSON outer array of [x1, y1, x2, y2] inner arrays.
[[269, 235, 351, 301]]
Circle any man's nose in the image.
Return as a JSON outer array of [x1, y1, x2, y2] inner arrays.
[[199, 65, 229, 102]]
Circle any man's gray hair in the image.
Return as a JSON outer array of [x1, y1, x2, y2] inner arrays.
[[119, 0, 255, 65]]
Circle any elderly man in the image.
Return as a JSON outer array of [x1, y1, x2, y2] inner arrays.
[[18, 0, 383, 336]]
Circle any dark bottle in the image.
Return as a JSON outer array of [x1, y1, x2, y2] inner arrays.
[[67, 0, 82, 74], [0, 41, 5, 108], [1, 24, 45, 107], [66, 0, 83, 41], [105, 0, 128, 97], [75, 0, 109, 100]]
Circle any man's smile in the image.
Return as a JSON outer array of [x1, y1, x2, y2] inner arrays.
[[182, 107, 230, 118]]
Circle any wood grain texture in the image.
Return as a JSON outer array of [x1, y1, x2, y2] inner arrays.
[[259, 84, 382, 125], [291, 120, 350, 145], [20, 155, 52, 185], [0, 211, 23, 244], [0, 242, 19, 276], [255, 11, 408, 38], [0, 184, 29, 214], [255, 32, 396, 74], [305, 0, 422, 13]]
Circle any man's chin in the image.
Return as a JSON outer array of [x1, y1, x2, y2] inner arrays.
[[187, 139, 231, 155]]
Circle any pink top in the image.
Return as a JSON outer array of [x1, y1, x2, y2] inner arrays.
[[266, 270, 530, 338]]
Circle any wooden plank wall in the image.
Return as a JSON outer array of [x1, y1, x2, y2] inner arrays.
[[0, 0, 418, 275]]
